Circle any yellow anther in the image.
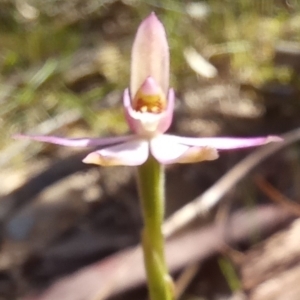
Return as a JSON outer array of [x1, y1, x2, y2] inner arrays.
[[151, 106, 159, 113], [133, 93, 166, 114], [140, 106, 148, 113]]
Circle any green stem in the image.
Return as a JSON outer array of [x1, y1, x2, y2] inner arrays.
[[137, 154, 174, 300]]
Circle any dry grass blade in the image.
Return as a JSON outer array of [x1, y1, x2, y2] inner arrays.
[[174, 264, 200, 300], [255, 175, 300, 217]]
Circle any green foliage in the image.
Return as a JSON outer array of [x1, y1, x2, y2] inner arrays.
[[218, 256, 241, 292]]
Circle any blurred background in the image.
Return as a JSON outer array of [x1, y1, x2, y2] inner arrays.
[[0, 0, 300, 299]]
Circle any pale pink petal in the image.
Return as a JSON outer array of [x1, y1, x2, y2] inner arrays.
[[164, 135, 283, 150], [157, 88, 174, 134], [13, 134, 133, 147], [123, 88, 137, 133], [150, 135, 218, 164], [123, 88, 174, 136], [82, 139, 149, 166], [131, 12, 169, 98]]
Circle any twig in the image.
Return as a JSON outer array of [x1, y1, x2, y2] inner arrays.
[[255, 175, 300, 217]]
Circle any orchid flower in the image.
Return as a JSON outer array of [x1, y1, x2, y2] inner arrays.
[[14, 13, 283, 300], [15, 13, 281, 166]]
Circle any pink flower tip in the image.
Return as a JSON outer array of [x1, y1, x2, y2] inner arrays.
[[139, 77, 161, 95], [143, 12, 160, 26], [137, 12, 163, 37]]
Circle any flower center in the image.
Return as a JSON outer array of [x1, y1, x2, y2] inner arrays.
[[134, 94, 165, 113], [132, 77, 167, 114]]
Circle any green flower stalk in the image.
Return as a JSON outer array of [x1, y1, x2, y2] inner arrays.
[[137, 155, 174, 300], [14, 12, 282, 300]]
